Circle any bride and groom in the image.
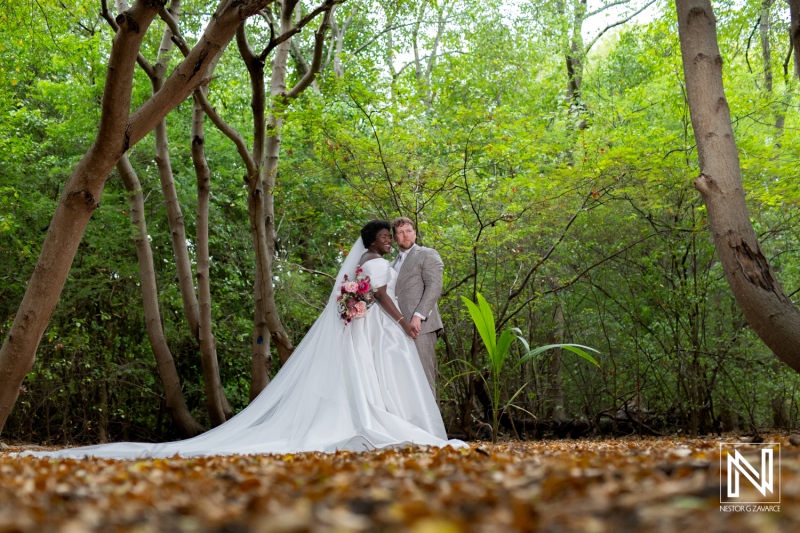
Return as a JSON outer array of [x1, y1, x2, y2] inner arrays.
[[26, 217, 464, 458]]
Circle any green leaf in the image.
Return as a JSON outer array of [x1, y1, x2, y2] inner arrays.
[[476, 292, 497, 356], [461, 294, 494, 359], [517, 343, 601, 367]]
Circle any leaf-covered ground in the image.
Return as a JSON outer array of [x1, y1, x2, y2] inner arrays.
[[1, 435, 798, 532]]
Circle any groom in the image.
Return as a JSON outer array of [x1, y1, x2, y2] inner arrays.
[[391, 217, 444, 398]]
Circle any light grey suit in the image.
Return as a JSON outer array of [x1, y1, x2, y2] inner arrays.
[[393, 245, 444, 396]]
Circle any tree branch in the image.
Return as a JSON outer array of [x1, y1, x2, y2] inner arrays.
[[101, 0, 156, 78], [584, 0, 656, 53]]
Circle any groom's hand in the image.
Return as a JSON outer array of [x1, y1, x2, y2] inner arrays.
[[410, 316, 423, 335]]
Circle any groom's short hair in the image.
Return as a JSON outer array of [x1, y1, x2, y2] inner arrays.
[[391, 217, 415, 233]]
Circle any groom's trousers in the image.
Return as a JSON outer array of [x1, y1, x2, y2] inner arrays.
[[414, 331, 438, 400]]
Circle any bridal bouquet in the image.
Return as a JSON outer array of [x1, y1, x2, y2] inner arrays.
[[337, 265, 375, 324]]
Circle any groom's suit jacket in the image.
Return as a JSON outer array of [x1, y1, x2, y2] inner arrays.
[[393, 245, 444, 335]]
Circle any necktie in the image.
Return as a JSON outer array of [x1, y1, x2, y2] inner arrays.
[[394, 253, 404, 272]]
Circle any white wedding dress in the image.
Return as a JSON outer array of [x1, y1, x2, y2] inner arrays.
[[22, 239, 465, 459]]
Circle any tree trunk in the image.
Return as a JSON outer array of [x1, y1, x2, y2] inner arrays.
[[191, 88, 230, 426], [113, 0, 229, 426], [0, 0, 276, 437], [0, 1, 164, 436], [151, 20, 201, 342], [237, 2, 333, 369], [259, 1, 299, 365], [566, 0, 587, 111], [250, 267, 272, 401], [760, 1, 774, 93], [117, 155, 205, 436], [759, 0, 785, 134], [546, 301, 566, 419], [675, 0, 800, 372], [788, 0, 800, 79]]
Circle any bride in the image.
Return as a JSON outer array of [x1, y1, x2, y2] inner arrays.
[[23, 220, 465, 458]]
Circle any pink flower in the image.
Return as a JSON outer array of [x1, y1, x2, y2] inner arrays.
[[346, 298, 357, 309], [344, 282, 359, 293], [354, 301, 368, 318], [357, 280, 370, 294]]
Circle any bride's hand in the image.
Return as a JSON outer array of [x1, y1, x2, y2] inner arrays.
[[400, 319, 418, 339]]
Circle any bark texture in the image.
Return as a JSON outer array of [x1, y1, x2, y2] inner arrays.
[[675, 0, 800, 372]]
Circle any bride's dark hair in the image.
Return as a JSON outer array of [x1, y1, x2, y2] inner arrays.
[[361, 219, 391, 248]]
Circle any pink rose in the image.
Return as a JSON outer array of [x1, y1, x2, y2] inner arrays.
[[354, 301, 368, 317]]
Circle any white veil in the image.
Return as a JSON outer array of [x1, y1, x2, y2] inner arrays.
[[330, 238, 366, 303]]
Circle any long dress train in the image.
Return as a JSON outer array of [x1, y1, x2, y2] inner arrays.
[[21, 239, 465, 459]]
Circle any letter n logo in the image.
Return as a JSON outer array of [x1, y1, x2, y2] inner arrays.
[[720, 443, 780, 504]]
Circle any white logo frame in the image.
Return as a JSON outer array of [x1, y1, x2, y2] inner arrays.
[[719, 443, 780, 504]]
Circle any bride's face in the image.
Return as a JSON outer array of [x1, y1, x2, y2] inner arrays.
[[372, 229, 393, 255]]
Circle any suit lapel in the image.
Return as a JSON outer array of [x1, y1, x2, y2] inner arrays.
[[396, 245, 420, 283]]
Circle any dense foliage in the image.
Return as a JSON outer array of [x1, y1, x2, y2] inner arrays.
[[1, 0, 799, 444]]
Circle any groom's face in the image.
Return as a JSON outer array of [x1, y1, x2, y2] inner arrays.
[[394, 223, 416, 251]]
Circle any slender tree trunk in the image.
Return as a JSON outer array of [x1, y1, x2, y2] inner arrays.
[[191, 88, 230, 426], [250, 267, 272, 401], [675, 0, 800, 372], [759, 0, 785, 134], [117, 155, 205, 436], [566, 0, 587, 111], [0, 0, 276, 437], [546, 301, 565, 419], [151, 54, 201, 342], [761, 1, 774, 93], [237, 2, 333, 369], [259, 1, 299, 365], [788, 0, 800, 79]]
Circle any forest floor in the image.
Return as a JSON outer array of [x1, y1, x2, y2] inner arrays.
[[0, 434, 797, 533]]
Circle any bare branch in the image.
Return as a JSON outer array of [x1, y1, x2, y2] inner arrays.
[[286, 7, 332, 98], [585, 0, 630, 19], [159, 5, 191, 56], [584, 0, 656, 53], [194, 88, 257, 177], [259, 0, 337, 61]]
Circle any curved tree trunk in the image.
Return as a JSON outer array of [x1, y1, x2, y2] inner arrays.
[[116, 0, 231, 425], [117, 155, 205, 436], [675, 0, 800, 372], [0, 0, 275, 437], [191, 88, 230, 426], [236, 1, 334, 369], [0, 1, 165, 435]]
